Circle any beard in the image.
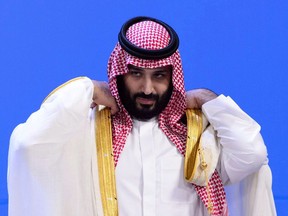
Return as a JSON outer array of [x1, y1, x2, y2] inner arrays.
[[117, 76, 173, 120]]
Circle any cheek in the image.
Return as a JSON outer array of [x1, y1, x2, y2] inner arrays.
[[156, 82, 171, 96], [123, 78, 140, 96], [156, 74, 172, 95]]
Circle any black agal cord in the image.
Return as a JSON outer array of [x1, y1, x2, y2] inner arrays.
[[118, 16, 179, 60]]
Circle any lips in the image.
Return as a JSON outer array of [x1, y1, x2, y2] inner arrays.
[[136, 97, 156, 105]]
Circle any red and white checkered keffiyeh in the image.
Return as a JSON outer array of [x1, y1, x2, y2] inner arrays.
[[107, 18, 228, 216]]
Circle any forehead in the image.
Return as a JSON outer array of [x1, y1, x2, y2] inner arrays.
[[128, 64, 172, 73]]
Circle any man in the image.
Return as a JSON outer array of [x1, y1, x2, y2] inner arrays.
[[8, 17, 276, 216]]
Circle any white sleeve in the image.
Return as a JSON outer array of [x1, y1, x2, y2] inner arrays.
[[202, 94, 268, 184], [8, 77, 96, 216], [10, 77, 94, 147]]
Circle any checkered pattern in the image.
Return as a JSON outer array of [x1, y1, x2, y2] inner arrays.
[[107, 19, 228, 215], [126, 21, 170, 50], [194, 172, 229, 215]]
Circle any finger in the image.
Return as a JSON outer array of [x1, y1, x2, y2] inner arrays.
[[186, 92, 198, 109], [108, 101, 119, 115], [90, 102, 97, 108]]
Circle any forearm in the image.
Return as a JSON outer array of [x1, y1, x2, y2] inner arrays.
[[202, 95, 267, 184]]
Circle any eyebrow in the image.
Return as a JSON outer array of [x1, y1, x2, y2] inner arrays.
[[154, 66, 172, 74], [153, 69, 169, 73], [128, 65, 144, 71], [128, 65, 172, 73]]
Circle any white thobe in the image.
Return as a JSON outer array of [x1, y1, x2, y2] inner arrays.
[[116, 118, 208, 216], [116, 96, 268, 216], [7, 77, 275, 216]]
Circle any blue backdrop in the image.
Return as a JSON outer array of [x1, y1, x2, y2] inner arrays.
[[1, 0, 287, 215]]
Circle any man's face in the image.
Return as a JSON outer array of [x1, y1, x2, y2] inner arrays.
[[117, 65, 173, 120]]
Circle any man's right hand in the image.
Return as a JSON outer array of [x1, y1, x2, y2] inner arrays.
[[91, 80, 119, 115]]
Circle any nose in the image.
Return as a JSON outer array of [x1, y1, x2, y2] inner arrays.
[[142, 78, 154, 95]]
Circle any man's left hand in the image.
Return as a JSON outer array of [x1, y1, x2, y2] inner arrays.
[[186, 88, 218, 109]]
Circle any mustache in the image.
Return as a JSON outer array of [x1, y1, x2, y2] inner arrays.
[[134, 93, 159, 100]]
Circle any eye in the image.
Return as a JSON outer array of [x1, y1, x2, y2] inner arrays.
[[129, 70, 142, 77], [154, 72, 167, 79]]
